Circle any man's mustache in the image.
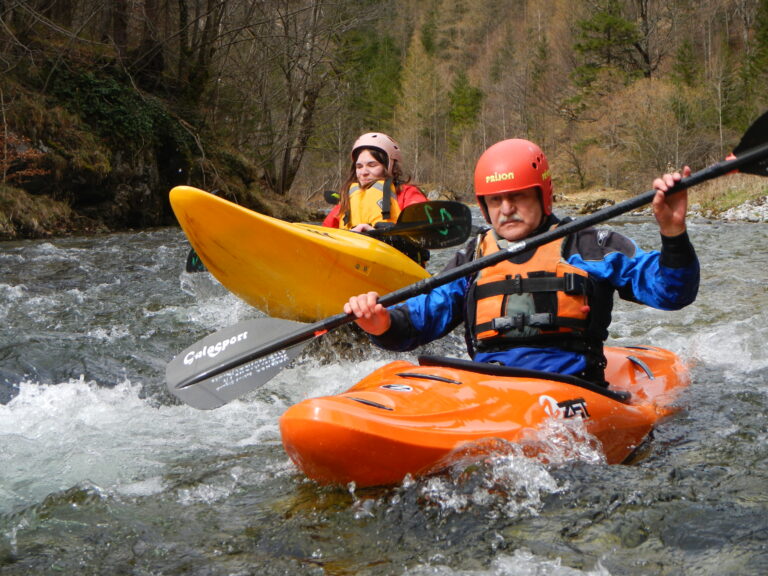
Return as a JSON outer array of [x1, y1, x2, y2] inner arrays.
[[498, 214, 524, 225]]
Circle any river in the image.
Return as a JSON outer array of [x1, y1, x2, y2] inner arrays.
[[1, 213, 766, 575]]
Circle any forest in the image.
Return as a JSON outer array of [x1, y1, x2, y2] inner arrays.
[[1, 0, 767, 238]]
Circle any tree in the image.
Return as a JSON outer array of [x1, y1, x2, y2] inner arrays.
[[573, 0, 642, 86], [671, 39, 699, 88], [747, 0, 768, 114], [756, 0, 768, 70], [447, 71, 483, 148], [626, 0, 673, 79], [176, 0, 227, 108], [394, 28, 445, 184], [209, 0, 366, 196], [337, 31, 402, 134], [3, 0, 768, 223]]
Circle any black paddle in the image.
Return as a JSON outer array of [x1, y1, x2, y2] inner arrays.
[[184, 200, 472, 273], [167, 111, 768, 409], [323, 189, 340, 204]]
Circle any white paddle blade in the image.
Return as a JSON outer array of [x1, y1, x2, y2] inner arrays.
[[166, 318, 307, 409]]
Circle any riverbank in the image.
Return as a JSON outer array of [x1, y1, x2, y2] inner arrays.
[[0, 183, 325, 241], [1, 175, 765, 242], [555, 173, 767, 222], [716, 194, 768, 221]]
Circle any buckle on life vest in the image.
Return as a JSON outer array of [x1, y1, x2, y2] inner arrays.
[[491, 313, 555, 331], [563, 273, 586, 294]]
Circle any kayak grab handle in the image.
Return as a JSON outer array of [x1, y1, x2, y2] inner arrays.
[[347, 397, 393, 411], [396, 372, 462, 385], [627, 356, 655, 380]]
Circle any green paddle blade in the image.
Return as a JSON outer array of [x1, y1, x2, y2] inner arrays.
[[369, 200, 473, 249], [166, 318, 308, 409], [185, 247, 207, 273]]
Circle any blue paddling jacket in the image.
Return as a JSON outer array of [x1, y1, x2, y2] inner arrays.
[[370, 214, 699, 384]]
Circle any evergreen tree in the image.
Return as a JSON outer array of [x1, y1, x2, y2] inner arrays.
[[752, 0, 768, 109], [420, 3, 439, 56], [448, 71, 483, 148], [338, 31, 402, 133], [394, 31, 445, 183], [572, 0, 641, 87], [671, 39, 699, 88]]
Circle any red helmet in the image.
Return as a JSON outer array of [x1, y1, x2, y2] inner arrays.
[[473, 139, 553, 219], [352, 132, 402, 174]]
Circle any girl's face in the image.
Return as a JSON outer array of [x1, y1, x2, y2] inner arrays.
[[355, 149, 386, 187]]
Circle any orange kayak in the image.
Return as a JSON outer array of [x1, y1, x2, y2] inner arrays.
[[280, 345, 690, 487]]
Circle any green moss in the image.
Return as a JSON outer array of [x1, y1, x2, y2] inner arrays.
[[213, 149, 258, 186], [45, 64, 193, 158], [7, 86, 113, 185]]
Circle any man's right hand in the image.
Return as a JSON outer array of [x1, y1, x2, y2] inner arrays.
[[344, 292, 392, 335], [652, 166, 691, 237]]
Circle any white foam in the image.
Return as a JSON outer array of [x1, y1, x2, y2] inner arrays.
[[403, 549, 611, 575], [0, 354, 396, 514], [0, 377, 283, 514], [685, 312, 768, 372]]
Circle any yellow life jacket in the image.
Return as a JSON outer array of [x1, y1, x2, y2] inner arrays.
[[340, 179, 401, 230], [468, 229, 591, 348]]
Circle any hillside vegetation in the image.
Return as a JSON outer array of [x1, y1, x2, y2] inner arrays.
[[1, 0, 767, 239]]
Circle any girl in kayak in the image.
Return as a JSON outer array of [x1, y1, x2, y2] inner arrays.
[[344, 139, 699, 385], [322, 132, 427, 232]]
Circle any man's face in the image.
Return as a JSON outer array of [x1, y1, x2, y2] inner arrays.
[[484, 187, 543, 241]]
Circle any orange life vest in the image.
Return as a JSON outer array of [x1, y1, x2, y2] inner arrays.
[[468, 230, 591, 348]]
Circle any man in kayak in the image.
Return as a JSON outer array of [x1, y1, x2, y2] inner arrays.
[[323, 132, 427, 231], [344, 138, 699, 385]]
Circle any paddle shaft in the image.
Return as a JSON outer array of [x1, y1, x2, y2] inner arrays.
[[174, 141, 768, 390]]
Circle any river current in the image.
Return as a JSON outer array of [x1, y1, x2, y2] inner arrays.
[[1, 213, 766, 575]]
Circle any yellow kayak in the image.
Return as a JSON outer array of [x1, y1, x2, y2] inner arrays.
[[169, 186, 431, 321]]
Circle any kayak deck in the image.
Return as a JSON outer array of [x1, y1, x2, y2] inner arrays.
[[280, 345, 690, 487], [169, 186, 430, 321]]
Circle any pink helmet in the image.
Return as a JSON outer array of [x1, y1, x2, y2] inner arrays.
[[352, 132, 402, 174], [473, 139, 553, 219]]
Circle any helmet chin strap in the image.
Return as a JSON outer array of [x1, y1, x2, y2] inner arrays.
[[533, 213, 552, 236], [478, 197, 491, 223]]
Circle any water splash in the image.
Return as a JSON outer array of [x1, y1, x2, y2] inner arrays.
[[403, 548, 612, 575], [409, 420, 604, 519], [0, 377, 283, 515]]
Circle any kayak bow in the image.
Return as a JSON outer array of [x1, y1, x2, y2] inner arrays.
[[169, 186, 430, 321]]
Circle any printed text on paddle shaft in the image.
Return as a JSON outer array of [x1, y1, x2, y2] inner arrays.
[[183, 331, 248, 365]]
